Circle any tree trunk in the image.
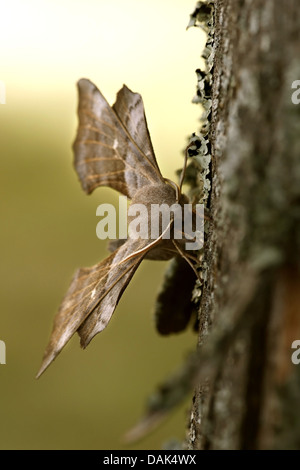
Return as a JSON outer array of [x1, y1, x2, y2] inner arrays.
[[187, 0, 300, 450]]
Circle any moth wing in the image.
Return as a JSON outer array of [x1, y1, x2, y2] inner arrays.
[[73, 79, 164, 198], [112, 85, 158, 171], [154, 256, 197, 334], [36, 238, 151, 378]]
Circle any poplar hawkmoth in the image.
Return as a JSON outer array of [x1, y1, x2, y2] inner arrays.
[[37, 79, 201, 378]]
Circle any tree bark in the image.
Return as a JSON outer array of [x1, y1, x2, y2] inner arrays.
[[186, 0, 300, 450]]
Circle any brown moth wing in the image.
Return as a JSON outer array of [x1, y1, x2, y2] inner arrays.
[[112, 85, 156, 167], [154, 256, 197, 335], [73, 79, 164, 197], [36, 238, 151, 378]]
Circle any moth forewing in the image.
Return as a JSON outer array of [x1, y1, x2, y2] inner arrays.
[[73, 79, 164, 198]]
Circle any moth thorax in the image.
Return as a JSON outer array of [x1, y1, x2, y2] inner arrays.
[[128, 183, 186, 240], [131, 183, 178, 208]]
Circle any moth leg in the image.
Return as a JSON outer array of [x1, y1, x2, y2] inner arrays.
[[172, 229, 203, 265], [172, 239, 201, 281], [181, 252, 200, 264]]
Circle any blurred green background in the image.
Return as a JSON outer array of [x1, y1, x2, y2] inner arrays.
[[0, 0, 205, 449]]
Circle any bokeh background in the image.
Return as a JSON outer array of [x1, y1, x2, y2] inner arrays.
[[0, 0, 205, 449]]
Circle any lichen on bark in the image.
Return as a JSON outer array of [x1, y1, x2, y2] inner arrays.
[[187, 0, 300, 450]]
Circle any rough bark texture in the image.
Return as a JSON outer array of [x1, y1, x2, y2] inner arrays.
[[187, 0, 300, 450]]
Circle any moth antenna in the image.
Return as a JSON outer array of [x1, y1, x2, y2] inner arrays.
[[172, 240, 201, 281], [164, 178, 181, 202]]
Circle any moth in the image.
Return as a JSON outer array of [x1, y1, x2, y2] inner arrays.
[[36, 79, 200, 378]]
